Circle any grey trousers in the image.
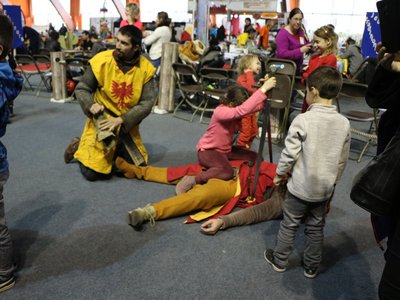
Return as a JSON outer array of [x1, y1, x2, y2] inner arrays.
[[273, 191, 328, 269], [0, 171, 14, 281]]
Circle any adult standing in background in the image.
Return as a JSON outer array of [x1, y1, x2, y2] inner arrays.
[[143, 11, 172, 68], [258, 19, 271, 50], [365, 44, 400, 300], [243, 17, 256, 35], [275, 8, 311, 74], [120, 2, 143, 31]]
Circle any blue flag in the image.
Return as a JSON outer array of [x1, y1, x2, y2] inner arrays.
[[3, 5, 24, 49], [361, 12, 381, 58]]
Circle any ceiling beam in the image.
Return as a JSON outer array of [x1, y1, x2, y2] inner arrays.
[[49, 0, 74, 31]]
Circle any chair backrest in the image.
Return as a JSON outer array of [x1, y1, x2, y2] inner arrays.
[[38, 48, 51, 57], [172, 62, 201, 84], [264, 58, 297, 78], [351, 57, 378, 85], [32, 55, 52, 72], [263, 58, 297, 109], [227, 69, 238, 81], [199, 67, 229, 81], [15, 54, 41, 74], [340, 80, 368, 98], [339, 80, 379, 126]]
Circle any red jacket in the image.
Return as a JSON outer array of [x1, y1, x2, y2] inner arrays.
[[236, 71, 259, 147], [301, 54, 337, 112]]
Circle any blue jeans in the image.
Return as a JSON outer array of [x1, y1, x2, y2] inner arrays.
[[0, 171, 14, 281], [151, 58, 161, 69], [273, 191, 328, 269]]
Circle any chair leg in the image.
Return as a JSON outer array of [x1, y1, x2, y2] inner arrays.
[[357, 140, 371, 163], [173, 95, 195, 122], [199, 98, 210, 124], [22, 73, 35, 91]]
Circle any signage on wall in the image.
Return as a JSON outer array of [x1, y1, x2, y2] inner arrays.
[[361, 12, 381, 58]]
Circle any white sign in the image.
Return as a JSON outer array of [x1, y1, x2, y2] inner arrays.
[[228, 1, 278, 12], [141, 0, 189, 22]]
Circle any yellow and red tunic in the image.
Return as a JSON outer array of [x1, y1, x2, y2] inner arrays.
[[74, 50, 155, 174]]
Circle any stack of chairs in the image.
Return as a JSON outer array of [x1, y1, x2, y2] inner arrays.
[[14, 54, 52, 97]]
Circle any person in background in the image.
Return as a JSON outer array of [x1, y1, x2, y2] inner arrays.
[[339, 37, 363, 77], [209, 24, 218, 39], [0, 14, 23, 293], [301, 25, 338, 112], [18, 26, 41, 55], [120, 2, 142, 30], [243, 17, 255, 34], [175, 78, 276, 195], [64, 25, 156, 181], [275, 8, 311, 74], [217, 25, 226, 42], [143, 11, 172, 68], [258, 19, 271, 50], [75, 30, 92, 51], [365, 43, 400, 300], [88, 33, 106, 57], [264, 66, 350, 279], [45, 30, 61, 52]]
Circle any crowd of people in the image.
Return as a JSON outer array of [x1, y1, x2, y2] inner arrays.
[[0, 4, 399, 298]]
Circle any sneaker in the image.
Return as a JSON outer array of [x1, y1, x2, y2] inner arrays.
[[175, 175, 196, 195], [64, 137, 80, 163], [127, 204, 156, 228], [0, 276, 15, 293], [264, 249, 286, 272], [304, 266, 318, 279]]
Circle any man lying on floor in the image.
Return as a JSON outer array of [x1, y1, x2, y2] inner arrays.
[[115, 157, 284, 231]]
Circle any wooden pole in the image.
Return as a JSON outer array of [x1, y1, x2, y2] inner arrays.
[[50, 52, 71, 103], [154, 42, 179, 113]]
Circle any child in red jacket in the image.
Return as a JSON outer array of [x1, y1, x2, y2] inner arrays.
[[301, 25, 338, 112], [236, 54, 262, 148]]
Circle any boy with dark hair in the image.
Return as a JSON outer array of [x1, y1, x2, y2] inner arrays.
[[264, 66, 351, 279], [0, 14, 22, 293]]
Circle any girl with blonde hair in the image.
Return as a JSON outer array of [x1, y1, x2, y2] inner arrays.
[[301, 25, 339, 112], [120, 2, 142, 30]]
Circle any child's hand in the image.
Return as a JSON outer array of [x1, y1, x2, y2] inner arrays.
[[260, 76, 277, 93], [258, 74, 270, 83], [273, 174, 285, 186]]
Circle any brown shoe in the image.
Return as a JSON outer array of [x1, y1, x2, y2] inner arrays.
[[64, 137, 80, 163]]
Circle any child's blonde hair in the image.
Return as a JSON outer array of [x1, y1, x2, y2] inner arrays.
[[126, 3, 140, 19], [237, 54, 259, 75], [313, 25, 338, 55]]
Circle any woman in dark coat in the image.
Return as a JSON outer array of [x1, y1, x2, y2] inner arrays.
[[365, 44, 400, 300]]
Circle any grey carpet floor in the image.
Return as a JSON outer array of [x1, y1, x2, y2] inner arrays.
[[1, 89, 383, 299]]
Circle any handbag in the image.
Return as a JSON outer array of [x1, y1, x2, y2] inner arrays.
[[350, 129, 400, 216]]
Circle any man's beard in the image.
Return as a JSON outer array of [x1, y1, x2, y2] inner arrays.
[[115, 48, 139, 62]]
